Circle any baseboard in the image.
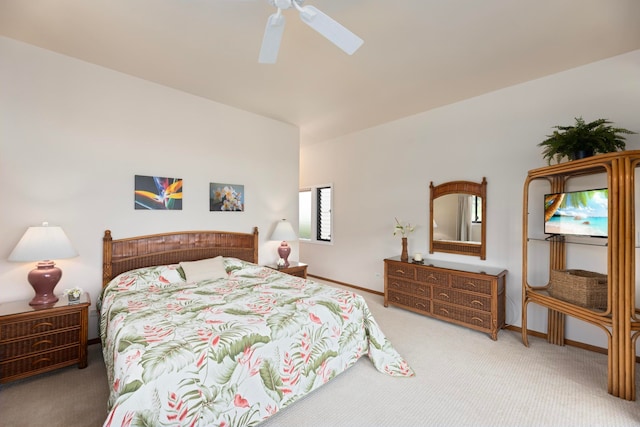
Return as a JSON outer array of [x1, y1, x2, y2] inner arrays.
[[310, 274, 640, 363], [308, 274, 384, 296]]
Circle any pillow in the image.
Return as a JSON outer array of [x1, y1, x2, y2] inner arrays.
[[179, 256, 228, 283]]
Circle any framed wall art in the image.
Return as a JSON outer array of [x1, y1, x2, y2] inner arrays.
[[135, 175, 183, 210], [210, 183, 244, 211]]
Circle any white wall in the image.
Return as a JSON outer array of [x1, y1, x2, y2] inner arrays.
[[300, 49, 640, 349], [0, 36, 300, 339]]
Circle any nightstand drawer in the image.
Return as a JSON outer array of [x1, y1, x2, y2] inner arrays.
[[0, 312, 81, 340], [0, 329, 80, 359], [0, 346, 80, 381]]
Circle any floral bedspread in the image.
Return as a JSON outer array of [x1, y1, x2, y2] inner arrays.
[[99, 259, 413, 427]]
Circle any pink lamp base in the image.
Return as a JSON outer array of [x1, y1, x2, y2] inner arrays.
[[277, 242, 291, 268], [27, 261, 61, 306]]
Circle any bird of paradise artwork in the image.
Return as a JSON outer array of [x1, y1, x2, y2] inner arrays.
[[135, 175, 183, 210]]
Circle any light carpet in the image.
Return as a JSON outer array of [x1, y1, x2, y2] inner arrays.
[[1, 280, 638, 426]]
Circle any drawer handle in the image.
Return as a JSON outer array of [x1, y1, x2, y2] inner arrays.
[[416, 303, 427, 309], [392, 296, 401, 302], [439, 308, 449, 315], [471, 317, 484, 324], [32, 339, 53, 348], [471, 300, 484, 307], [438, 293, 449, 299], [394, 269, 406, 275], [31, 357, 52, 367], [32, 322, 54, 331], [465, 282, 477, 288], [417, 287, 426, 293], [391, 281, 402, 289], [427, 274, 438, 281]]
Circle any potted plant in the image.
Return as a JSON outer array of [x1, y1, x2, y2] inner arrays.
[[538, 117, 636, 165]]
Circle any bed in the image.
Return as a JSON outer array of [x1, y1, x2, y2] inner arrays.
[[99, 228, 413, 426]]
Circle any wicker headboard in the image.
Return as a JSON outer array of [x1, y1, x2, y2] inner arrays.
[[102, 228, 259, 287]]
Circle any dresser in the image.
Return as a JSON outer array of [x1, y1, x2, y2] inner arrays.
[[0, 293, 90, 383], [384, 257, 506, 340]]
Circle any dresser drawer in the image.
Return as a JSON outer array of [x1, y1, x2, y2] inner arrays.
[[416, 268, 448, 286], [387, 278, 430, 298], [0, 346, 80, 381], [450, 274, 492, 294], [0, 329, 80, 359], [387, 291, 430, 313], [387, 263, 416, 280], [0, 312, 81, 341], [432, 302, 492, 328], [432, 287, 492, 312]]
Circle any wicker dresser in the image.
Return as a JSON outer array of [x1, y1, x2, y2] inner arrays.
[[384, 257, 507, 340], [0, 293, 90, 383]]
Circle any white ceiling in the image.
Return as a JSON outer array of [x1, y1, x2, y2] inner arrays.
[[1, 0, 639, 144]]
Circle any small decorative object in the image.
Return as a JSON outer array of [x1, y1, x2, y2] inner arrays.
[[538, 117, 636, 165], [135, 175, 183, 210], [277, 258, 286, 267], [210, 183, 244, 211], [393, 218, 415, 262], [270, 219, 298, 267], [413, 253, 423, 264], [64, 287, 84, 303]]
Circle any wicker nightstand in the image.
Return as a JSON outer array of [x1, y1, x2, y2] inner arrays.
[[0, 292, 90, 383], [265, 262, 308, 279]]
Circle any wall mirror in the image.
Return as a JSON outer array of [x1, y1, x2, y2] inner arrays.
[[429, 177, 487, 259]]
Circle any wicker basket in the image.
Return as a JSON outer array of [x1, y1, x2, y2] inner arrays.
[[549, 269, 608, 310]]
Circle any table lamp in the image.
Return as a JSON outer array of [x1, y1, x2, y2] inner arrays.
[[8, 222, 78, 306], [270, 219, 297, 267]]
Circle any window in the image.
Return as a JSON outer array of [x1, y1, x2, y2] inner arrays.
[[299, 184, 332, 243]]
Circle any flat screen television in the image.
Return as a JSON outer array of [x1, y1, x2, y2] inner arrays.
[[544, 188, 608, 237]]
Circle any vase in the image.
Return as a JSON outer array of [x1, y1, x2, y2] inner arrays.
[[401, 237, 408, 262]]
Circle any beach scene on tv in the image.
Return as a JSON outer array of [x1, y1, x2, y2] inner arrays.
[[544, 189, 608, 237]]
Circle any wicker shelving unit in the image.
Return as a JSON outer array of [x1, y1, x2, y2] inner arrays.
[[522, 150, 640, 401]]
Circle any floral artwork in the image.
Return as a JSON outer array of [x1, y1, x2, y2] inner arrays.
[[210, 182, 244, 211], [135, 175, 183, 210]]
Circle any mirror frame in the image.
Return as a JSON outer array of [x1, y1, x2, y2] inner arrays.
[[429, 177, 487, 260]]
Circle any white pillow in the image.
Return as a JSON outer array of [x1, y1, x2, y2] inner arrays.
[[179, 256, 227, 283]]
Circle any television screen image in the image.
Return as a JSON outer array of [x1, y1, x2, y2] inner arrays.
[[544, 189, 608, 237]]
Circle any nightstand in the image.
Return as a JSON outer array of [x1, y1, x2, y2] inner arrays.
[[265, 262, 308, 279], [0, 292, 90, 383]]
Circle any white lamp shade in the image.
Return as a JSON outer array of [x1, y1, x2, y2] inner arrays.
[[270, 219, 298, 242], [9, 223, 78, 262]]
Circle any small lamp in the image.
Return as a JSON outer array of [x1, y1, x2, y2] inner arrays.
[[269, 219, 298, 268], [8, 222, 78, 306]]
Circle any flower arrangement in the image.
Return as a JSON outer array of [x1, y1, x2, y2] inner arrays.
[[64, 287, 83, 301], [212, 185, 244, 211], [393, 218, 415, 237]]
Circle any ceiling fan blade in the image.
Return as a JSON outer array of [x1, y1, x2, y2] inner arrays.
[[259, 12, 286, 64], [297, 5, 363, 55]]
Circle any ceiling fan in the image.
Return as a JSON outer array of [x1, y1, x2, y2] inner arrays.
[[258, 0, 364, 64]]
